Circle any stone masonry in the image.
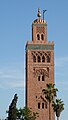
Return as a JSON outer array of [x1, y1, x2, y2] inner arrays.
[[26, 9, 55, 120]]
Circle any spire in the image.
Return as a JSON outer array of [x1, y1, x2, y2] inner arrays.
[[37, 8, 41, 17]]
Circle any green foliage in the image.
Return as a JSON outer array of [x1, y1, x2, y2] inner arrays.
[[7, 94, 18, 120], [42, 83, 58, 103], [42, 83, 64, 120], [42, 83, 58, 120], [7, 94, 38, 120], [16, 107, 39, 120], [52, 99, 64, 117]]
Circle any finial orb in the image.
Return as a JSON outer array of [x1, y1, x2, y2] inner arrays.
[[37, 8, 41, 17]]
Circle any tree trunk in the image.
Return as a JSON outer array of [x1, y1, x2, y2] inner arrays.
[[57, 117, 59, 120], [49, 102, 51, 120]]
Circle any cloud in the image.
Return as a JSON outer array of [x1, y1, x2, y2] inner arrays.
[[5, 80, 25, 89], [0, 77, 25, 89], [0, 70, 23, 79], [0, 65, 25, 89]]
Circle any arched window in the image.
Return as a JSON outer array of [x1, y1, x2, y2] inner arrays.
[[33, 55, 36, 62], [41, 34, 44, 40], [42, 103, 44, 109], [42, 56, 45, 62], [38, 103, 40, 109], [42, 75, 44, 81], [38, 56, 41, 62], [47, 56, 50, 63], [37, 34, 40, 40], [38, 76, 40, 81]]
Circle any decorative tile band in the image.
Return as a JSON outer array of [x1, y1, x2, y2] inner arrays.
[[26, 44, 54, 50], [33, 24, 47, 26]]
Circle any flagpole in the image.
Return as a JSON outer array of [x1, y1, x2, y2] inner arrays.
[[43, 10, 44, 21], [43, 10, 47, 21]]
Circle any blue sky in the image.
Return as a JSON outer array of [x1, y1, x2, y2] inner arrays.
[[0, 0, 68, 119]]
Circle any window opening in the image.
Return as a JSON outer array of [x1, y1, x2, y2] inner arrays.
[[41, 34, 44, 40], [47, 67, 49, 72], [37, 34, 40, 40], [47, 56, 50, 63], [42, 56, 45, 62], [42, 75, 44, 81], [36, 96, 37, 98], [42, 103, 44, 109], [33, 55, 36, 62], [38, 103, 40, 109], [38, 76, 40, 81], [38, 56, 41, 62]]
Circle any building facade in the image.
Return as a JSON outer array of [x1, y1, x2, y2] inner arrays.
[[26, 9, 55, 120]]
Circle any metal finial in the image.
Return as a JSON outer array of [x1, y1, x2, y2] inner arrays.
[[37, 8, 41, 17]]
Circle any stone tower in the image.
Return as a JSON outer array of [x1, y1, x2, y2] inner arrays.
[[26, 8, 54, 120]]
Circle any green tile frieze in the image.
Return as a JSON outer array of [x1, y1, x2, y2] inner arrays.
[[26, 44, 54, 50], [33, 24, 47, 26]]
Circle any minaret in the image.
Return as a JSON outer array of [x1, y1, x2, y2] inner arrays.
[[26, 8, 55, 120]]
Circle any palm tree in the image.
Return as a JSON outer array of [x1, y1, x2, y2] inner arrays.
[[52, 99, 64, 120], [42, 83, 58, 120]]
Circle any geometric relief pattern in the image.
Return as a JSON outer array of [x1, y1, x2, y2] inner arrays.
[[31, 51, 51, 63], [35, 92, 48, 109], [36, 26, 45, 33], [33, 67, 49, 78]]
